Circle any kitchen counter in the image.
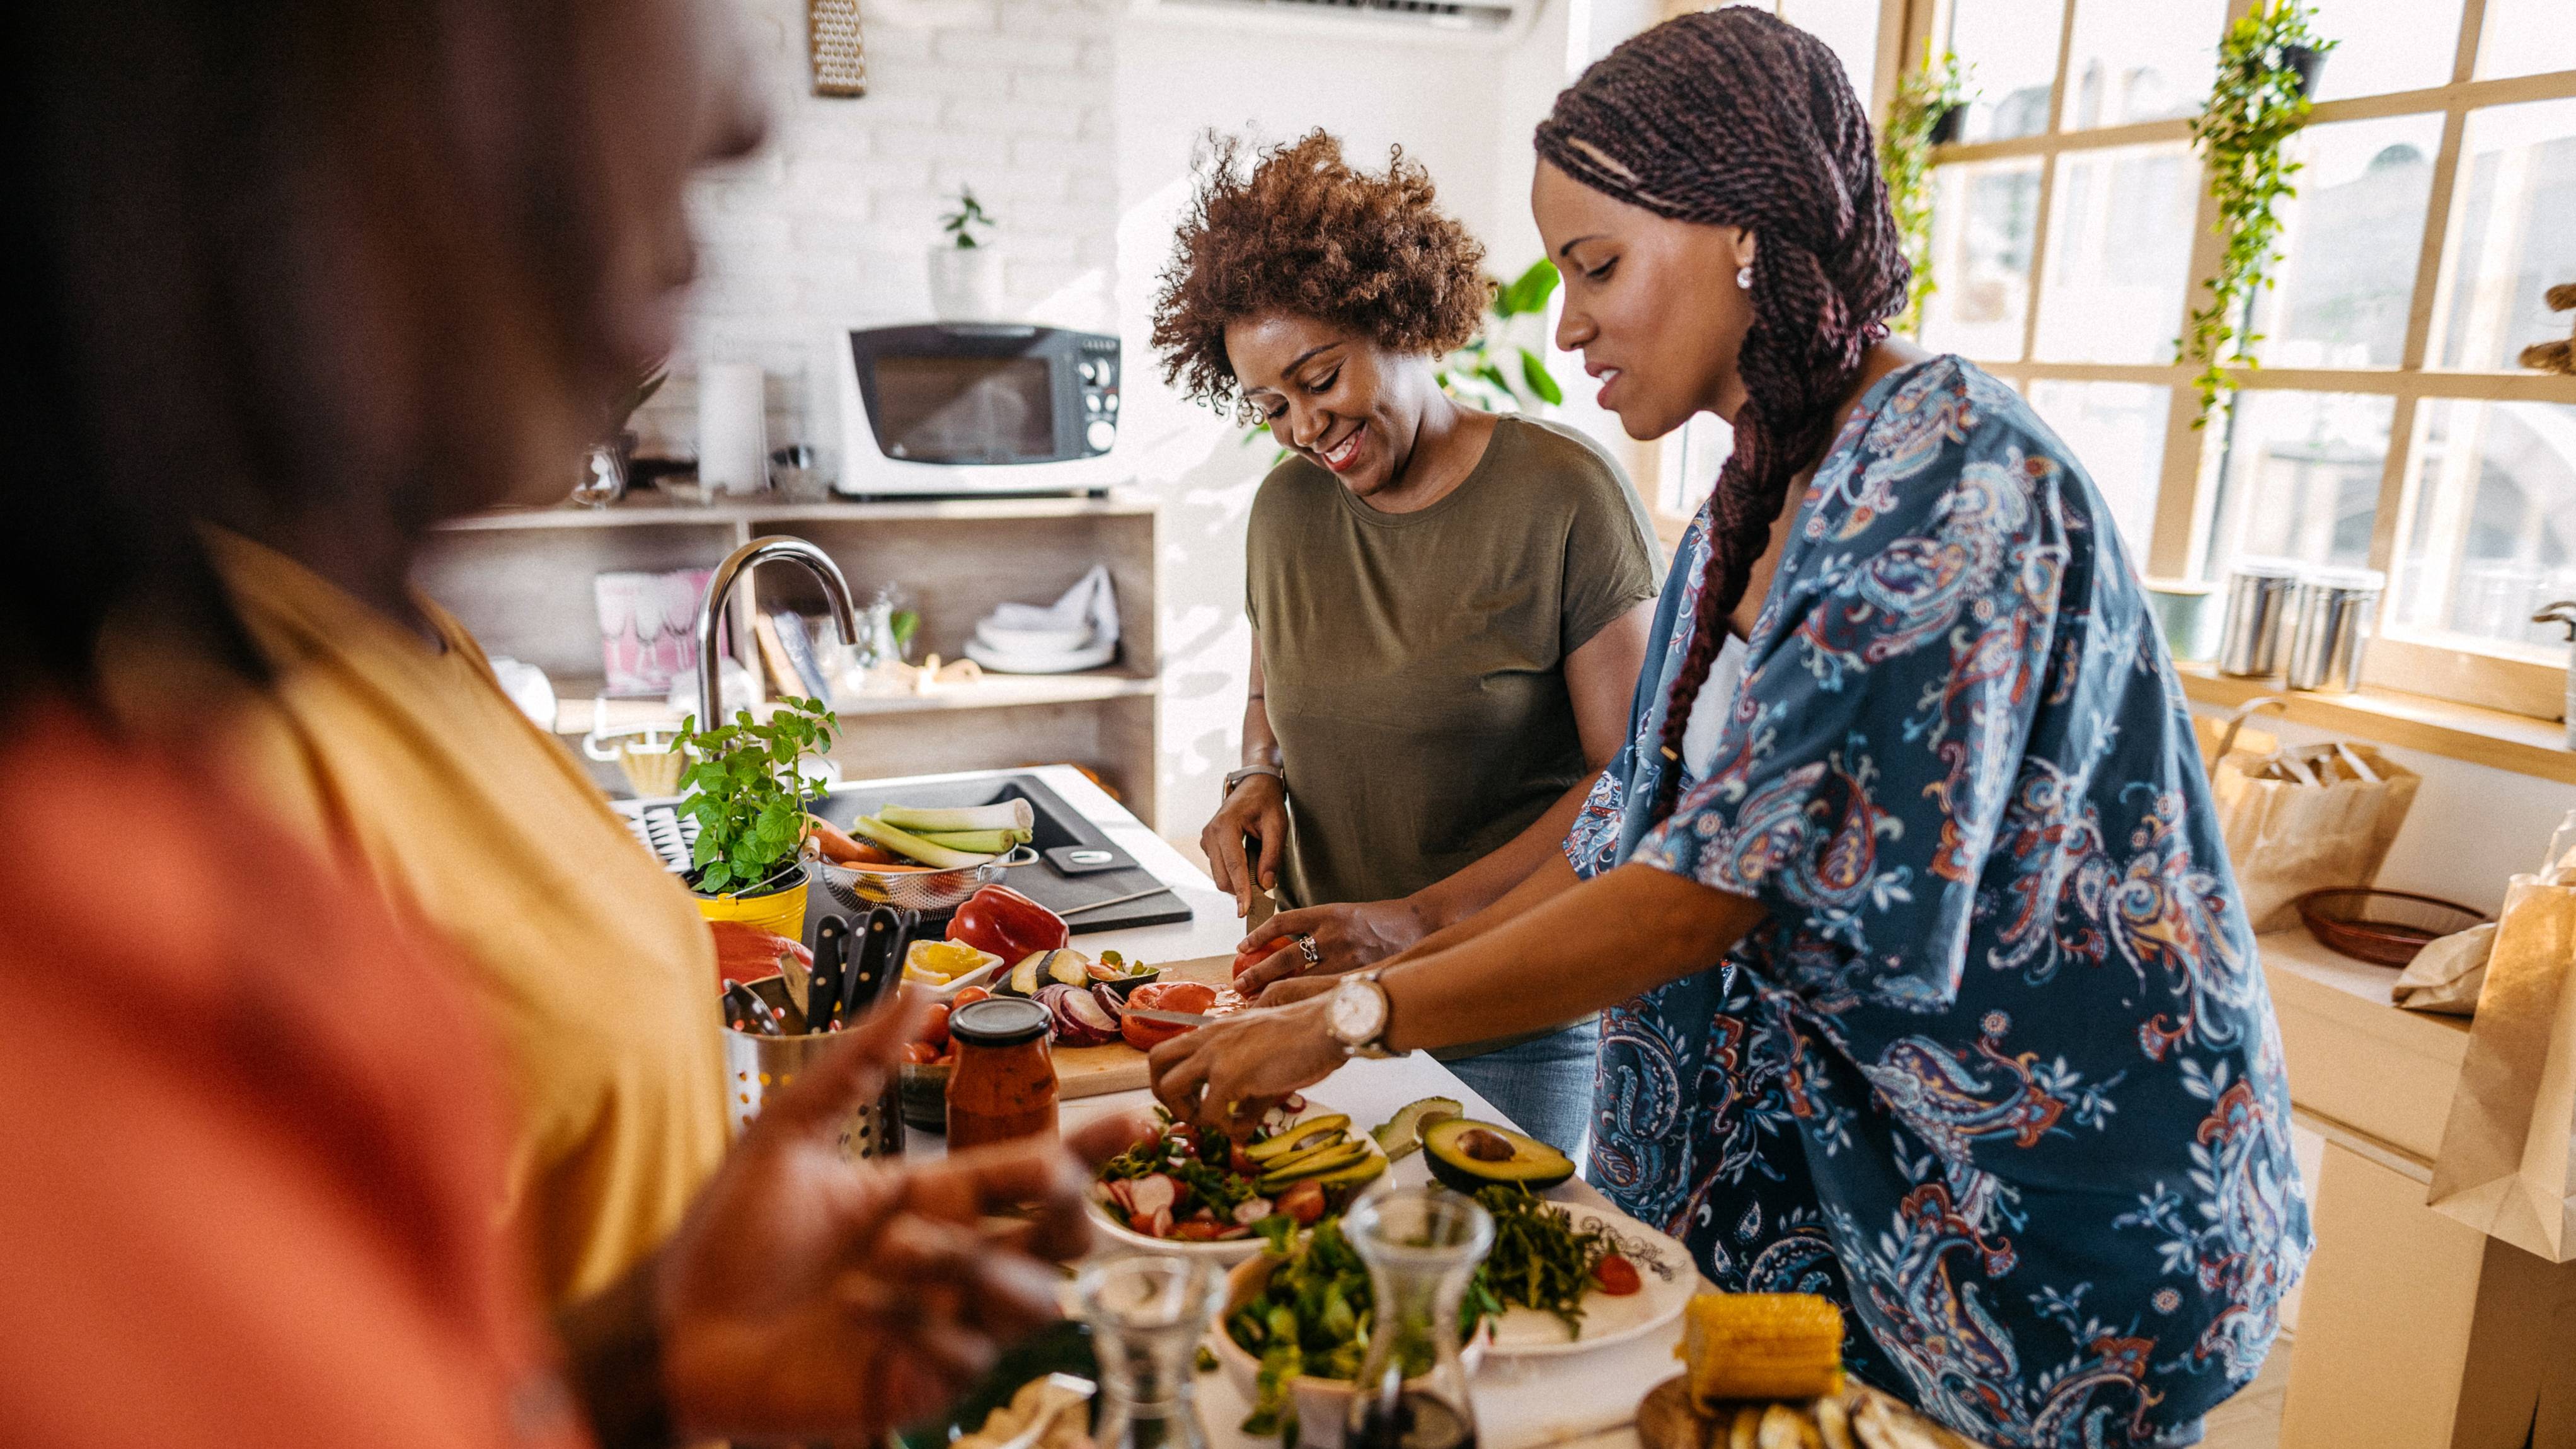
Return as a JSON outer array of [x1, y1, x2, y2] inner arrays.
[[856, 764, 1684, 1449]]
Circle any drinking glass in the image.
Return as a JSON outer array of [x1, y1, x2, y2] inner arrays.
[[1343, 1187, 1494, 1449]]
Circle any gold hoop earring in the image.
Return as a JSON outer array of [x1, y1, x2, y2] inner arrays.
[[1736, 265, 1753, 290]]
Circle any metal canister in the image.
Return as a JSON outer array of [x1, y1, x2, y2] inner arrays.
[[2284, 567, 2386, 693], [722, 976, 904, 1160], [2217, 557, 2303, 677]]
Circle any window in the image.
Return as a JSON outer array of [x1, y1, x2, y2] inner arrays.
[[1897, 0, 2576, 717]]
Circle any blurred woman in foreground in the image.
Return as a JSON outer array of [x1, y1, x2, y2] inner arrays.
[[0, 1, 1089, 1443]]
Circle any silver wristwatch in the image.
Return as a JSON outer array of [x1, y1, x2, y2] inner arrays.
[[1223, 763, 1284, 797], [1325, 971, 1394, 1059]]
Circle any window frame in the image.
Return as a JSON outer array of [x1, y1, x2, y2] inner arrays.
[[1895, 0, 2576, 719]]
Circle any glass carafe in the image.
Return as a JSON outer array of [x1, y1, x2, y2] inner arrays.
[[1343, 1187, 1494, 1449], [1073, 1256, 1221, 1449]]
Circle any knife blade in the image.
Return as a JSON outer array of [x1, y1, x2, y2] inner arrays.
[[1120, 1007, 1221, 1028]]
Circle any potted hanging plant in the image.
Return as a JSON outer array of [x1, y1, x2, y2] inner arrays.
[[675, 695, 838, 938], [928, 185, 1004, 321], [1879, 49, 1975, 337], [2180, 0, 2335, 425]]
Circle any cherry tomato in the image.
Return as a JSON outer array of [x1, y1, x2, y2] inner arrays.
[[952, 986, 992, 1008], [1592, 1254, 1642, 1296], [921, 1002, 952, 1050], [900, 1041, 941, 1065], [1230, 1142, 1257, 1177], [1170, 1218, 1231, 1241]]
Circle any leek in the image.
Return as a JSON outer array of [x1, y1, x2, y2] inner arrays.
[[913, 828, 1030, 855], [878, 800, 1035, 834], [846, 814, 995, 869]]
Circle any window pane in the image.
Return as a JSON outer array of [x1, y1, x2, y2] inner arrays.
[[2432, 97, 2576, 371], [2025, 380, 2170, 562], [2204, 390, 2395, 578], [2061, 0, 2224, 129], [1659, 413, 1731, 519], [2476, 0, 2576, 82], [1921, 159, 2042, 361], [1776, 0, 1881, 107], [1947, 0, 2064, 143], [2032, 143, 2196, 364], [2305, 0, 2464, 101], [2252, 115, 2443, 368], [2393, 400, 2576, 648]]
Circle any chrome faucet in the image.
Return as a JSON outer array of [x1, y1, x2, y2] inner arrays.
[[693, 535, 861, 725]]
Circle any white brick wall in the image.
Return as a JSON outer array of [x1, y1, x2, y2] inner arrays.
[[638, 0, 1120, 466]]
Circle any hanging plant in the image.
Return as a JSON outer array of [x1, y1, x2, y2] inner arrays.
[[1878, 49, 1974, 338], [2180, 0, 2335, 425]]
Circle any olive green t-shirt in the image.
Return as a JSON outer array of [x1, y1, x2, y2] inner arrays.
[[1247, 415, 1659, 913]]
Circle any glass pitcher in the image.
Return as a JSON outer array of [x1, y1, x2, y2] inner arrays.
[[1343, 1187, 1494, 1449], [1072, 1256, 1221, 1449]]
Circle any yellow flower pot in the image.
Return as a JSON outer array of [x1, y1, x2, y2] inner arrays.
[[694, 873, 809, 941]]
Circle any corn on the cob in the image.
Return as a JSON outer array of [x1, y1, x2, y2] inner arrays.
[[1676, 1293, 1846, 1405]]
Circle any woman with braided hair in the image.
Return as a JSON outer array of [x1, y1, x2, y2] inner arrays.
[[1151, 11, 2308, 1445]]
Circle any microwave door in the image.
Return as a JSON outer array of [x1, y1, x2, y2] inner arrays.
[[875, 355, 1053, 464]]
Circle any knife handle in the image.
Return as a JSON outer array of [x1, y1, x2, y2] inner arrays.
[[808, 914, 851, 1031]]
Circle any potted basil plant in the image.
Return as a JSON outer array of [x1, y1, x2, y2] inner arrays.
[[676, 695, 838, 939]]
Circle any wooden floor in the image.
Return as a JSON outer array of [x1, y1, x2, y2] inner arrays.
[[2203, 1344, 2293, 1449]]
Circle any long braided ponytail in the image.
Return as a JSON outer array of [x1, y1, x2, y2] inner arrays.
[[1536, 8, 1908, 821]]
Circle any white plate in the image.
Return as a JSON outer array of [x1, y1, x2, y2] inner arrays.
[[1481, 1201, 1695, 1357], [1084, 1109, 1367, 1265], [963, 637, 1119, 674]]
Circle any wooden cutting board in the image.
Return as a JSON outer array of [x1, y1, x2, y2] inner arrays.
[[1636, 1375, 1988, 1449], [1053, 953, 1235, 1100]]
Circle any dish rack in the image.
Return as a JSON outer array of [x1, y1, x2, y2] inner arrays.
[[613, 799, 701, 874]]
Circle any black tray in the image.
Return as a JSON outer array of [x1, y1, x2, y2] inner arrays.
[[814, 771, 1193, 936]]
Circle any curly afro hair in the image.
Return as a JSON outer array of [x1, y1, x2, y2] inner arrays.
[[1150, 130, 1491, 422]]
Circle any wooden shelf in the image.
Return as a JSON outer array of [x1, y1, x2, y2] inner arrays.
[[550, 669, 1158, 736], [2178, 662, 2576, 786], [437, 491, 1153, 531]]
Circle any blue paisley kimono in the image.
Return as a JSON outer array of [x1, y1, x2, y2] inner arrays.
[[1567, 358, 2310, 1448]]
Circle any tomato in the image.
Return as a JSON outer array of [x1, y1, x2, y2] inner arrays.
[[1170, 1218, 1231, 1241], [900, 1041, 941, 1065], [1231, 938, 1292, 978], [1277, 1179, 1328, 1226], [921, 1003, 952, 1050], [1592, 1254, 1642, 1296], [1128, 981, 1218, 1013], [952, 986, 992, 1009], [1121, 1014, 1189, 1052], [1230, 1142, 1257, 1177]]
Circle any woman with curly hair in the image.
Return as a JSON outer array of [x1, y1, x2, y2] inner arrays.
[[1153, 130, 1659, 1152], [1151, 13, 2309, 1445]]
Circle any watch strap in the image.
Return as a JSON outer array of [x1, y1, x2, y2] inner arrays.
[[1224, 763, 1284, 797]]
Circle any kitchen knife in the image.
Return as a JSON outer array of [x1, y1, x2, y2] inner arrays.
[[808, 914, 850, 1032], [842, 905, 911, 1023], [1119, 1007, 1221, 1028]]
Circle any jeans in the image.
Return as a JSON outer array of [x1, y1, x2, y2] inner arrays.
[[1440, 1017, 1601, 1162]]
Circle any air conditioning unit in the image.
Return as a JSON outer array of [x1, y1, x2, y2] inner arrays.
[[1130, 0, 1543, 45]]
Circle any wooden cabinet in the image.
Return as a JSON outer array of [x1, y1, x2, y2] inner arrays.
[[413, 492, 1161, 821]]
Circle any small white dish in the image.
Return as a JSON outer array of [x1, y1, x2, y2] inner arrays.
[[906, 957, 1001, 1002], [977, 620, 1095, 655], [1479, 1203, 1694, 1356], [963, 637, 1118, 675]]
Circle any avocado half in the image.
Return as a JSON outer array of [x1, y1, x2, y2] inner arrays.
[[1421, 1117, 1575, 1192]]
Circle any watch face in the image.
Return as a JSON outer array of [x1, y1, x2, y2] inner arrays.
[[1328, 979, 1384, 1044]]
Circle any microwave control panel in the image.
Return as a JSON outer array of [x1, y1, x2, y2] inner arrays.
[[1075, 334, 1119, 456]]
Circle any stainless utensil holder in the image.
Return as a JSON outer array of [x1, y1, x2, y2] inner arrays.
[[722, 976, 903, 1160], [2284, 569, 2384, 694], [2217, 559, 2302, 677]]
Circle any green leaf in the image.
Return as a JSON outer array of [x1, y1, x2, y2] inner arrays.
[[1519, 349, 1563, 405], [1498, 258, 1560, 316]]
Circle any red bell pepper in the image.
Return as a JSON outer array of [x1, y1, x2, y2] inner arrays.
[[945, 885, 1068, 963]]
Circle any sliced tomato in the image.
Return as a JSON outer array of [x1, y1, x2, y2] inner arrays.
[[1592, 1254, 1642, 1296], [1170, 1218, 1231, 1241], [1277, 1179, 1328, 1226]]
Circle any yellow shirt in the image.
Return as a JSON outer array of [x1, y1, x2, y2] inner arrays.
[[201, 531, 728, 1303]]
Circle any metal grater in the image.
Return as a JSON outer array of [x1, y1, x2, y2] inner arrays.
[[808, 0, 868, 97]]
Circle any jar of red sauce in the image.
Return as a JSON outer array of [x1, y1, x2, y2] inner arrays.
[[946, 997, 1059, 1148]]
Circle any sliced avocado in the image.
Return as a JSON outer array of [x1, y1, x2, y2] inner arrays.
[[1370, 1096, 1464, 1163], [1254, 1131, 1354, 1177], [1255, 1141, 1371, 1193], [1308, 1152, 1388, 1193], [1246, 1114, 1350, 1163], [1421, 1117, 1574, 1192]]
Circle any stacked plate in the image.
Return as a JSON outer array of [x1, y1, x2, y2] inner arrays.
[[963, 564, 1120, 674]]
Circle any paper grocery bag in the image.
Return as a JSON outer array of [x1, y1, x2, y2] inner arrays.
[[2427, 878, 2576, 1261], [2209, 739, 2420, 933]]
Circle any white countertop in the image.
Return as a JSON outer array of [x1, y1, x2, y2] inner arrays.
[[849, 765, 1676, 1449]]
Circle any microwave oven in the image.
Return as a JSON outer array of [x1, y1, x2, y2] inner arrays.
[[834, 323, 1120, 496]]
